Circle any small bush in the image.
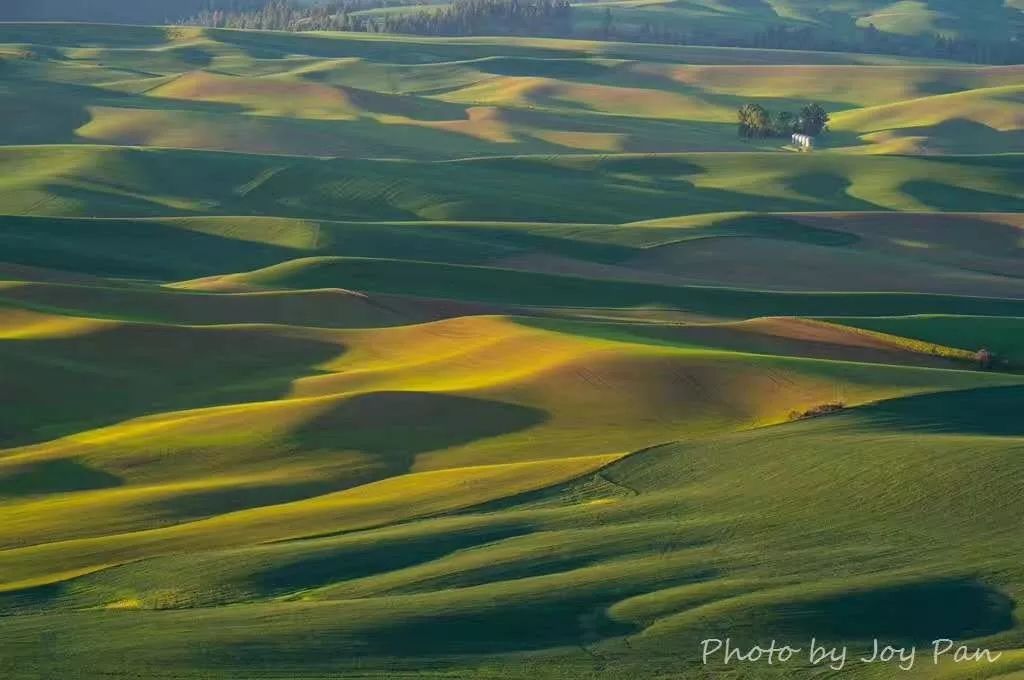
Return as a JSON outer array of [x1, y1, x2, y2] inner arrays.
[[788, 402, 845, 421]]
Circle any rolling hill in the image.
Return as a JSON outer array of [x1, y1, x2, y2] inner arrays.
[[2, 23, 1022, 159], [1, 20, 1023, 680]]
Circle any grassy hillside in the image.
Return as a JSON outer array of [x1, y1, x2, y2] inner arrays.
[[3, 24, 1022, 157], [3, 146, 1024, 222], [1, 22, 1023, 680]]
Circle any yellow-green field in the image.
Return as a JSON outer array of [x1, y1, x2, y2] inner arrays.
[[2, 23, 1022, 156], [2, 22, 1024, 680]]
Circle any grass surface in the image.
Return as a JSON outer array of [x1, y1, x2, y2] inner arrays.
[[2, 23, 1022, 157], [1, 21, 1023, 680]]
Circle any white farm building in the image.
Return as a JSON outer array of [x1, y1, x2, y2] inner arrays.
[[791, 133, 814, 150]]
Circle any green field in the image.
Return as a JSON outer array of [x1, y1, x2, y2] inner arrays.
[[2, 20, 1024, 680], [3, 23, 1022, 156]]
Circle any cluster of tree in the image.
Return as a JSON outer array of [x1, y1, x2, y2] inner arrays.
[[181, 0, 571, 35], [737, 103, 829, 139], [788, 402, 845, 421], [182, 0, 405, 31], [373, 0, 571, 37], [177, 1, 1024, 64]]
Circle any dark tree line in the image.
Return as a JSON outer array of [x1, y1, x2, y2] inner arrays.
[[174, 0, 1024, 64], [181, 0, 570, 35], [738, 103, 829, 139], [183, 0, 389, 31], [375, 0, 571, 38]]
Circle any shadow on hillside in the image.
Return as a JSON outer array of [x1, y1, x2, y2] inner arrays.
[[0, 77, 254, 147], [598, 155, 705, 177], [903, 180, 1024, 213], [0, 458, 123, 498], [0, 215, 303, 281], [852, 384, 1024, 436], [251, 524, 535, 600], [205, 567, 717, 662], [908, 119, 1024, 154], [784, 172, 879, 211], [473, 56, 615, 80], [24, 148, 880, 224], [0, 324, 345, 448], [356, 594, 642, 655], [696, 213, 860, 246], [0, 522, 535, 615], [289, 391, 549, 478], [607, 67, 853, 122], [0, 82, 92, 146], [145, 478, 350, 527], [764, 578, 1014, 644]]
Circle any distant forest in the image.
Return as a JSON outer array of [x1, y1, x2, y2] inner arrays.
[[2, 0, 1022, 64], [182, 0, 572, 37], [179, 0, 1024, 64]]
